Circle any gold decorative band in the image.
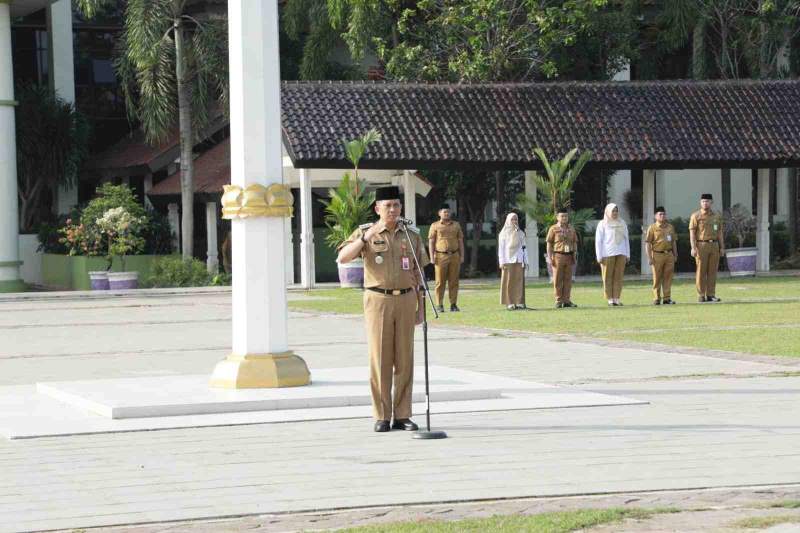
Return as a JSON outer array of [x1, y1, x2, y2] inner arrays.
[[221, 183, 294, 219], [0, 100, 18, 107]]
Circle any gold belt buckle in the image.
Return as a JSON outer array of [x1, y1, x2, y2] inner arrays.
[[391, 289, 401, 295]]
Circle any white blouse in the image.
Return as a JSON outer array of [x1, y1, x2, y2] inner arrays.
[[498, 232, 529, 266], [595, 221, 630, 261]]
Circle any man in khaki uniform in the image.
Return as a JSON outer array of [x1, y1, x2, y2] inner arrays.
[[645, 206, 678, 305], [689, 193, 726, 302], [428, 204, 464, 313], [337, 186, 430, 433], [546, 208, 578, 308]]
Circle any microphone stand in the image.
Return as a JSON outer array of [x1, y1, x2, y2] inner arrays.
[[400, 218, 447, 440]]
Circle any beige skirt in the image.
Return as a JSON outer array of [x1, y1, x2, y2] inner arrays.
[[500, 263, 525, 305]]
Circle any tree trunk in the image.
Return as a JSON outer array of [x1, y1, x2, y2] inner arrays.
[[495, 171, 504, 224], [467, 202, 484, 277], [692, 20, 706, 79], [175, 17, 194, 259]]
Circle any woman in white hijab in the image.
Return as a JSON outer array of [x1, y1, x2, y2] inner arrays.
[[595, 203, 630, 306], [498, 212, 528, 310]]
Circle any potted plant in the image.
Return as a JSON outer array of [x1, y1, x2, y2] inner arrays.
[[516, 147, 592, 280], [724, 204, 757, 276], [97, 206, 147, 289], [320, 129, 380, 287]]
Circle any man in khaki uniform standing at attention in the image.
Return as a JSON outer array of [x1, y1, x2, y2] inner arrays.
[[690, 193, 726, 302], [428, 204, 464, 313], [546, 208, 579, 308], [338, 186, 430, 433], [645, 206, 678, 305]]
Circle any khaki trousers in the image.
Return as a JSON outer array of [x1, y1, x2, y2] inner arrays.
[[364, 289, 416, 421], [601, 254, 626, 300], [695, 241, 720, 297], [500, 263, 525, 305], [651, 252, 675, 300], [552, 253, 574, 303], [434, 252, 460, 305]]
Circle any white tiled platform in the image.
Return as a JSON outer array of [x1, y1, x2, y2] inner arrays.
[[0, 366, 646, 439]]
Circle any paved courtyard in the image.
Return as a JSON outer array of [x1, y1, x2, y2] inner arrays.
[[2, 289, 800, 532]]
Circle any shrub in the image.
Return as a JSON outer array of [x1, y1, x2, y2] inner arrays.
[[146, 256, 211, 287]]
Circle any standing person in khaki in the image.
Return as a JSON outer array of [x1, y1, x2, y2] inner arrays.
[[645, 206, 678, 305], [428, 204, 464, 313], [337, 186, 430, 433], [595, 203, 630, 306], [690, 193, 725, 302], [498, 212, 528, 310], [546, 208, 579, 308]]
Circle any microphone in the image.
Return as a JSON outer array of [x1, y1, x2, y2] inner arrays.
[[398, 217, 414, 226]]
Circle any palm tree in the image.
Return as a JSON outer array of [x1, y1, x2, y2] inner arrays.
[[516, 147, 593, 234], [77, 0, 228, 259]]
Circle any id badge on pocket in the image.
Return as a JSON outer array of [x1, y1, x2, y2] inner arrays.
[[713, 224, 719, 231], [667, 234, 672, 242], [401, 256, 410, 270], [564, 245, 571, 253]]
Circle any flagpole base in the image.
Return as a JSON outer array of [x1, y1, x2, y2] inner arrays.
[[209, 351, 311, 389], [413, 430, 448, 440]]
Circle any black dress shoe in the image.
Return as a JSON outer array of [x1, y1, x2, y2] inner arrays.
[[653, 299, 661, 305], [436, 305, 445, 313], [663, 298, 676, 305], [556, 302, 564, 308], [374, 420, 390, 432], [450, 304, 460, 312], [707, 296, 721, 302], [564, 301, 577, 308], [391, 418, 419, 431], [698, 296, 707, 303]]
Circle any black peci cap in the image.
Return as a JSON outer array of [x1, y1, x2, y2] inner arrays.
[[440, 203, 451, 210], [655, 206, 666, 213], [701, 193, 713, 200], [556, 206, 568, 214], [374, 186, 401, 202]]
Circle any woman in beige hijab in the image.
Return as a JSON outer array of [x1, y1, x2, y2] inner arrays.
[[498, 212, 529, 310], [595, 203, 630, 306]]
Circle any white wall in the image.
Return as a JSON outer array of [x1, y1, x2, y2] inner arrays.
[[657, 169, 722, 219], [18, 234, 42, 286]]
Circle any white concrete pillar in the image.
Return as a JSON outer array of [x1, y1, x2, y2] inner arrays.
[[143, 173, 154, 210], [210, 0, 309, 388], [0, 3, 23, 292], [205, 201, 219, 274], [641, 169, 656, 275], [402, 170, 416, 223], [756, 169, 770, 272], [167, 202, 180, 253], [523, 171, 539, 278], [299, 168, 315, 289], [47, 0, 78, 215]]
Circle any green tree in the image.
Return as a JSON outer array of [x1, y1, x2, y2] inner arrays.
[[76, 0, 228, 259], [15, 84, 90, 232]]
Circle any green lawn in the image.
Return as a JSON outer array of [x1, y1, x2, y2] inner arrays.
[[334, 507, 677, 533], [289, 276, 800, 357]]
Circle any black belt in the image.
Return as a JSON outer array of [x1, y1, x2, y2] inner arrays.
[[653, 250, 672, 254], [366, 287, 413, 296], [554, 251, 574, 255], [698, 239, 717, 243], [437, 250, 459, 254]]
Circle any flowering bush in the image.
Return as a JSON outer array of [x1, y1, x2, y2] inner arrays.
[[58, 217, 103, 256], [96, 207, 147, 270]]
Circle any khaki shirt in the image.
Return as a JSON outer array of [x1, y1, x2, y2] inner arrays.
[[343, 224, 431, 289], [546, 223, 578, 253], [689, 210, 723, 241], [645, 222, 677, 252], [428, 220, 463, 253]]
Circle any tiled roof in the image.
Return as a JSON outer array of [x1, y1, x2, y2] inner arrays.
[[149, 138, 230, 197], [280, 80, 800, 171], [89, 129, 180, 177]]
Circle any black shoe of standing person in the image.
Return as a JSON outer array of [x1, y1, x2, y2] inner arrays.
[[653, 299, 661, 305], [374, 420, 390, 433], [391, 418, 418, 431], [707, 296, 721, 302], [556, 302, 564, 309], [565, 301, 577, 308], [663, 298, 676, 305], [450, 304, 460, 312], [698, 296, 707, 303], [436, 304, 445, 313]]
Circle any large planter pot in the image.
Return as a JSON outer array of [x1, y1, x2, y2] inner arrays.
[[337, 258, 364, 288], [88, 271, 110, 290], [107, 271, 139, 290], [726, 247, 757, 276]]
